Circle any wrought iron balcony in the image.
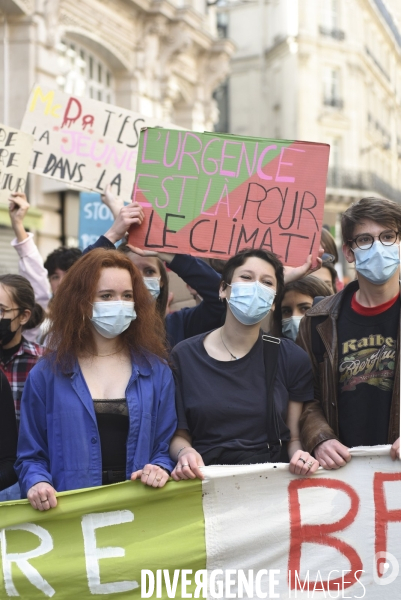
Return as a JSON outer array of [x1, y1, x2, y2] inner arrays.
[[323, 96, 344, 109], [319, 26, 345, 41], [327, 168, 401, 203]]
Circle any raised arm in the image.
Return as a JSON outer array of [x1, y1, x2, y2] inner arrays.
[[9, 193, 51, 311]]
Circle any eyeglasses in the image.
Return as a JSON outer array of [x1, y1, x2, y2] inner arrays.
[[0, 307, 19, 319], [348, 230, 399, 250]]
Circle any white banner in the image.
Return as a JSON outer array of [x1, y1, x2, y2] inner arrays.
[[21, 84, 181, 198], [202, 447, 401, 600]]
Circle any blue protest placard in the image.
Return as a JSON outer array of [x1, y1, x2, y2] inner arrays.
[[78, 192, 114, 249]]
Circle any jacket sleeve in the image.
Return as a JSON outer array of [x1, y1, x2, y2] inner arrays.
[[11, 234, 51, 311], [166, 255, 225, 343], [296, 316, 338, 454], [82, 235, 116, 255], [0, 372, 18, 491], [149, 364, 178, 472], [14, 366, 53, 497]]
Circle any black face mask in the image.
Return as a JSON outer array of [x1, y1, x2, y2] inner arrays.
[[0, 315, 20, 347]]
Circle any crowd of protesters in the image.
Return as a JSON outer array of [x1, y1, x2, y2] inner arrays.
[[0, 189, 399, 511]]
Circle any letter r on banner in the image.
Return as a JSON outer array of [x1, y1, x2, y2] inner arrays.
[[287, 479, 362, 591], [0, 523, 55, 597]]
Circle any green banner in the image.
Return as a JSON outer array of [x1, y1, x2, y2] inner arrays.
[[0, 480, 205, 599]]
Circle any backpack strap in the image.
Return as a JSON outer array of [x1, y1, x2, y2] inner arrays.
[[262, 334, 282, 448]]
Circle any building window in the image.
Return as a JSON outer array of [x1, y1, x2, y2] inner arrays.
[[323, 68, 343, 109], [56, 41, 114, 103], [319, 0, 345, 40]]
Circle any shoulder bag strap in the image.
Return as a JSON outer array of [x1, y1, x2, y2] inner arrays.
[[262, 334, 281, 448]]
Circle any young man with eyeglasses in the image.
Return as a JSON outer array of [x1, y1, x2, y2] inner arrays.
[[297, 197, 400, 468]]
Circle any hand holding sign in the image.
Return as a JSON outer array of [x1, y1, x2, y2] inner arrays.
[[8, 192, 30, 243], [126, 243, 175, 265], [390, 437, 400, 460], [101, 183, 124, 219], [27, 481, 58, 511], [104, 202, 145, 245], [283, 247, 324, 284]]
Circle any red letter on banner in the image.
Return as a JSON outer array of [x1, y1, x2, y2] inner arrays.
[[374, 472, 401, 578], [288, 479, 362, 592]]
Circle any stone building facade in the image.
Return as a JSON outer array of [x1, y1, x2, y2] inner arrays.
[[0, 0, 233, 268], [219, 0, 401, 233]]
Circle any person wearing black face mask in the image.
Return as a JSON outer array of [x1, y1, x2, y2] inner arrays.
[[0, 275, 44, 501], [0, 275, 44, 419]]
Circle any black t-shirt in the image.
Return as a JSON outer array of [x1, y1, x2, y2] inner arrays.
[[337, 289, 399, 447], [0, 370, 18, 490], [170, 331, 313, 455]]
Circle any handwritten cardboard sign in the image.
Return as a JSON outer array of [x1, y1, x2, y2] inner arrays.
[[21, 85, 181, 199], [129, 129, 330, 265], [0, 124, 33, 202]]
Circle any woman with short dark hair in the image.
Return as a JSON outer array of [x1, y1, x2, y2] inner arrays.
[[169, 249, 319, 479]]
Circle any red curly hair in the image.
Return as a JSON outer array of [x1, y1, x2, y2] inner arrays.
[[46, 249, 167, 371]]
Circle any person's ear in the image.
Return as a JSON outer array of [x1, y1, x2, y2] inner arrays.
[[342, 243, 355, 264], [18, 309, 31, 327], [219, 281, 228, 301]]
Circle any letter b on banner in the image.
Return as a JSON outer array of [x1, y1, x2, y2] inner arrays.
[[288, 479, 363, 592]]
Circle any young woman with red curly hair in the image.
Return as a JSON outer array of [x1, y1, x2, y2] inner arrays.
[[15, 249, 177, 511]]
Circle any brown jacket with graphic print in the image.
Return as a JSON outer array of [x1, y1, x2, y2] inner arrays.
[[296, 280, 400, 454]]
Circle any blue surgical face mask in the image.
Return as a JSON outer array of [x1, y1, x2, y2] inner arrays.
[[143, 277, 161, 300], [227, 281, 276, 326], [91, 301, 136, 339], [281, 315, 303, 341], [353, 241, 400, 285]]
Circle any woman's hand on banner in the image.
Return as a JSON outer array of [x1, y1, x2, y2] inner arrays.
[[289, 450, 319, 476], [131, 464, 169, 488], [126, 244, 175, 265], [313, 439, 351, 469], [390, 437, 400, 460], [27, 481, 57, 511], [171, 448, 205, 481], [101, 184, 124, 219], [104, 202, 145, 244], [284, 247, 324, 284]]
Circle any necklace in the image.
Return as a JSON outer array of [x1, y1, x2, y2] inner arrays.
[[220, 329, 238, 360], [86, 348, 122, 358]]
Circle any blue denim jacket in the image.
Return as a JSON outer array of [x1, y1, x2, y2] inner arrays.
[[15, 353, 177, 496]]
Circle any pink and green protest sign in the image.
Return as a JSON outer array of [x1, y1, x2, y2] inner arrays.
[[129, 129, 330, 265]]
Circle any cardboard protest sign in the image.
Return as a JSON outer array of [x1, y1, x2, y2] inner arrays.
[[0, 449, 399, 599], [0, 124, 33, 202], [21, 85, 181, 199], [78, 192, 114, 249], [129, 129, 330, 265]]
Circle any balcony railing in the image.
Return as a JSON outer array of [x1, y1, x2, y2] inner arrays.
[[319, 26, 345, 41], [323, 96, 344, 109], [327, 168, 401, 203]]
